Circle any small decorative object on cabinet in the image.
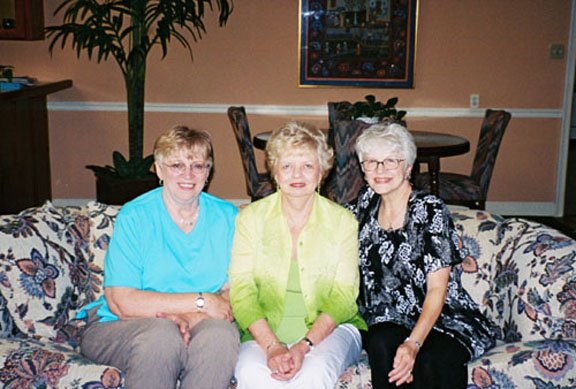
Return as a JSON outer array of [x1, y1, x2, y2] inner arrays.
[[0, 64, 18, 91], [0, 0, 44, 40]]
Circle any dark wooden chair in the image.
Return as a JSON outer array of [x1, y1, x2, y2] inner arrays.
[[323, 119, 372, 205], [413, 109, 512, 210], [227, 106, 275, 201], [327, 101, 353, 144], [323, 101, 354, 203]]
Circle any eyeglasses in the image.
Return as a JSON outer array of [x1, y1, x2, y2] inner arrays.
[[361, 158, 405, 171], [163, 162, 210, 175]]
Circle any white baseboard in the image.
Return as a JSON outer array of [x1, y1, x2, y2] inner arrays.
[[485, 201, 558, 216], [52, 198, 93, 207]]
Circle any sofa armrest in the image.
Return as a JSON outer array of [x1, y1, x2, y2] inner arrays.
[[451, 210, 576, 343], [485, 218, 576, 342]]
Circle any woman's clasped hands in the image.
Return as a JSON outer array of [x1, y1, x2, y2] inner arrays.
[[202, 292, 234, 321], [266, 340, 309, 381], [156, 311, 209, 345], [157, 292, 234, 345]]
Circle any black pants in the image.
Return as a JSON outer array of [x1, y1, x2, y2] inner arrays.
[[364, 322, 471, 389]]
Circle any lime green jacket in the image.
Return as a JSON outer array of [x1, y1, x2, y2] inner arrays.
[[229, 192, 367, 342]]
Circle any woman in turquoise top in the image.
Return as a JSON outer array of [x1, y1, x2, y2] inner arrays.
[[229, 122, 366, 388], [77, 126, 239, 389]]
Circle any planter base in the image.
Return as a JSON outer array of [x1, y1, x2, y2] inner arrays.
[[95, 175, 159, 205]]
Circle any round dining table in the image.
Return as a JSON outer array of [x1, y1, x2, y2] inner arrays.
[[253, 129, 470, 196]]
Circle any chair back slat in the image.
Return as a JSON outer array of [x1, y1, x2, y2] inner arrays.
[[327, 101, 353, 147], [324, 120, 371, 205], [227, 106, 273, 200], [470, 109, 512, 196]]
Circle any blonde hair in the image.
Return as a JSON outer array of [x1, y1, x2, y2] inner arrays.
[[265, 121, 334, 179], [153, 125, 214, 169]]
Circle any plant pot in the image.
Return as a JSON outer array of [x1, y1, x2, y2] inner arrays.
[[95, 175, 159, 205], [356, 116, 408, 127], [357, 116, 381, 124]]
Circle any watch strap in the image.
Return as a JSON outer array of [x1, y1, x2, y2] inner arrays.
[[302, 337, 314, 351]]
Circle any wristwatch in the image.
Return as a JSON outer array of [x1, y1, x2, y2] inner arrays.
[[195, 292, 205, 310], [302, 337, 314, 351]]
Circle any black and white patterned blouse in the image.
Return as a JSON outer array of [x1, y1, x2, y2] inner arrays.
[[347, 185, 496, 359]]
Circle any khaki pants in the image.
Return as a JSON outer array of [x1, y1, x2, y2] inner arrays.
[[80, 308, 239, 389]]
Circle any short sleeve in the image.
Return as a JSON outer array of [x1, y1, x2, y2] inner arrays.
[[414, 196, 465, 274], [103, 209, 144, 289]]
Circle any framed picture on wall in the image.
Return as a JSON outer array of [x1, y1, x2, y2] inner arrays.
[[299, 0, 418, 88]]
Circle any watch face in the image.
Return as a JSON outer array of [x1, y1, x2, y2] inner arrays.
[[196, 296, 205, 309]]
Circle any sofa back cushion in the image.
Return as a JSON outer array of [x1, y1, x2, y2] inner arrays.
[[85, 201, 119, 302], [451, 210, 506, 340], [452, 210, 576, 343], [0, 202, 92, 341]]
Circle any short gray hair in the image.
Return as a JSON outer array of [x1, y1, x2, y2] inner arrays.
[[355, 122, 417, 167]]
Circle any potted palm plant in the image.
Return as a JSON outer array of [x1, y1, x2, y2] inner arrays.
[[46, 0, 233, 204]]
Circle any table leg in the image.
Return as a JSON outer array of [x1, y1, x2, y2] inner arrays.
[[427, 157, 440, 196]]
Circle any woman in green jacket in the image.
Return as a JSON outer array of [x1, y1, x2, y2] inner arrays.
[[229, 121, 366, 388]]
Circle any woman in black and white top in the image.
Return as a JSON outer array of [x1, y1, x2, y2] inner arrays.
[[346, 121, 496, 389]]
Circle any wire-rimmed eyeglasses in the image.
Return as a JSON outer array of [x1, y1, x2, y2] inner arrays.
[[163, 162, 210, 175], [361, 158, 405, 171]]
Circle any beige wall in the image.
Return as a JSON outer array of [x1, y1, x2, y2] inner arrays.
[[0, 1, 571, 209]]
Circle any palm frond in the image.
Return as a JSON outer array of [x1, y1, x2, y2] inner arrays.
[[47, 0, 233, 178]]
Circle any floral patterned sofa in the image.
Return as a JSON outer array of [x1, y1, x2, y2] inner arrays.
[[0, 202, 575, 388], [339, 210, 576, 389], [0, 201, 121, 388]]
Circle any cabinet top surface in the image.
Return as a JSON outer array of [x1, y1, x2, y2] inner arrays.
[[0, 80, 73, 101]]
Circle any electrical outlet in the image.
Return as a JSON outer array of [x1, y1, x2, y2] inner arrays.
[[550, 43, 565, 59], [470, 94, 480, 109]]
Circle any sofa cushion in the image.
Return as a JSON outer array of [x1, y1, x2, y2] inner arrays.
[[335, 351, 372, 388], [451, 210, 512, 340], [333, 340, 576, 388], [467, 339, 576, 388], [85, 201, 120, 302], [0, 202, 91, 342], [0, 293, 22, 339], [451, 210, 503, 305], [0, 337, 124, 388]]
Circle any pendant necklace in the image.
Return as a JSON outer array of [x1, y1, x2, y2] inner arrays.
[[180, 205, 200, 226]]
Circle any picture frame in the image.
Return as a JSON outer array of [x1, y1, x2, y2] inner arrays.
[[299, 0, 418, 88]]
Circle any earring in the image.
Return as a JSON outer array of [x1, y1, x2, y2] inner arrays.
[[159, 179, 163, 186]]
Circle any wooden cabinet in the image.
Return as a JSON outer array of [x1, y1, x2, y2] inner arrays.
[[0, 0, 44, 40], [0, 80, 72, 214]]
